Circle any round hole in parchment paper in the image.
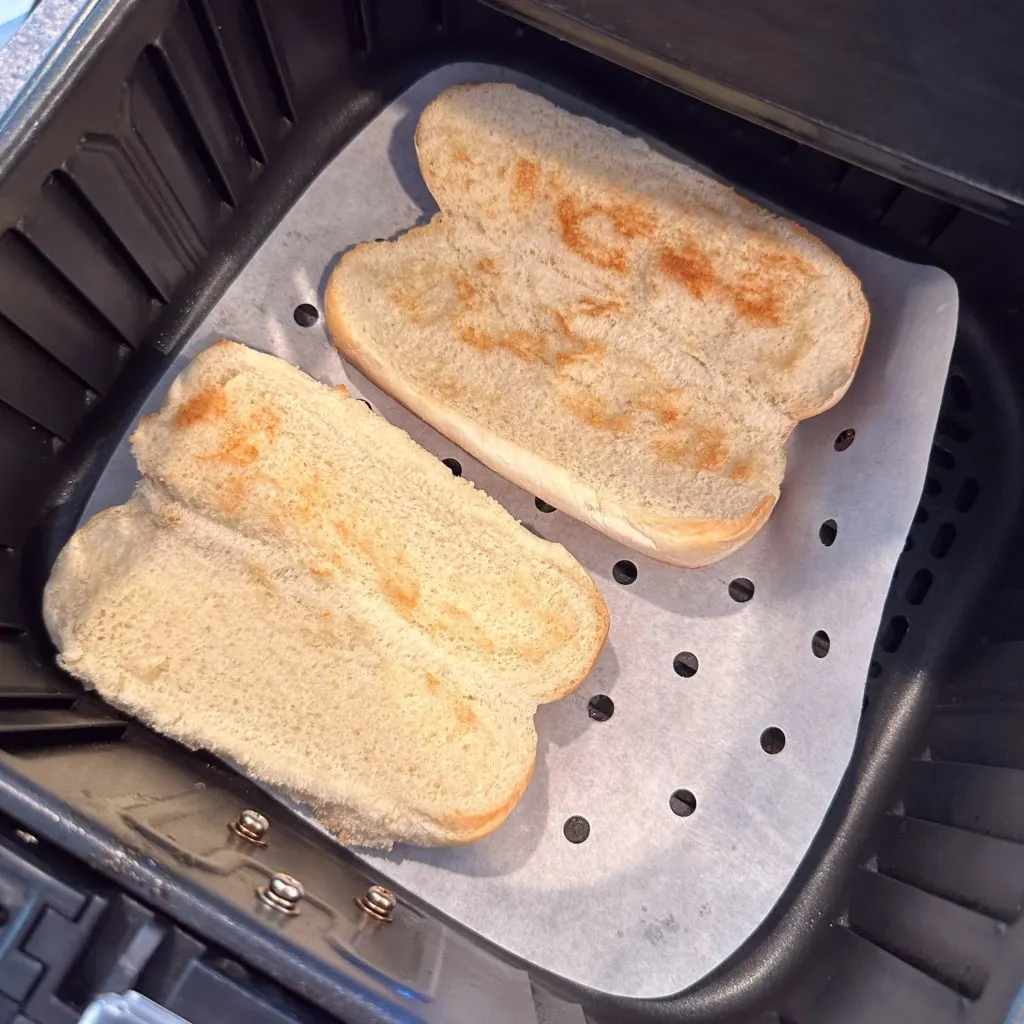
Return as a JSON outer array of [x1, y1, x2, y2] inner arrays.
[[442, 458, 462, 477], [293, 303, 319, 327], [760, 727, 786, 754], [673, 652, 698, 678], [563, 816, 590, 843], [834, 428, 856, 452], [535, 497, 556, 513], [587, 694, 614, 721], [613, 560, 638, 585], [812, 630, 831, 658], [819, 519, 838, 546], [670, 790, 697, 817], [728, 578, 755, 603]]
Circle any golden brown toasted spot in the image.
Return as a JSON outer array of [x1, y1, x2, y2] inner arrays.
[[609, 200, 658, 240], [731, 272, 785, 327], [560, 391, 633, 434], [440, 601, 471, 622], [252, 405, 281, 435], [513, 590, 578, 663], [513, 158, 541, 199], [391, 287, 428, 324], [389, 265, 451, 326], [454, 274, 478, 306], [729, 459, 754, 482], [198, 397, 283, 467], [207, 434, 259, 466], [556, 196, 628, 273], [307, 562, 333, 580], [423, 671, 479, 729], [550, 309, 585, 346], [335, 383, 350, 397], [424, 602, 497, 656], [175, 386, 228, 428], [458, 324, 548, 364], [552, 350, 590, 373], [457, 324, 495, 353], [547, 309, 606, 373], [652, 427, 729, 472], [659, 244, 716, 300], [660, 237, 818, 328], [575, 296, 622, 316], [477, 257, 500, 277], [429, 374, 467, 402], [696, 428, 729, 471], [635, 386, 687, 423], [555, 195, 656, 273], [287, 477, 323, 522], [381, 574, 421, 614], [452, 145, 473, 165], [650, 439, 686, 464]]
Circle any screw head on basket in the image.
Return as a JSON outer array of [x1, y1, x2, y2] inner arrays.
[[356, 884, 397, 923], [230, 809, 269, 846], [257, 872, 304, 915]]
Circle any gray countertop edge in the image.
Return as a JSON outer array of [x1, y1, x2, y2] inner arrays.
[[0, 0, 128, 171], [0, 0, 92, 116]]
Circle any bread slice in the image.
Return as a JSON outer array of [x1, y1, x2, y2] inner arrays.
[[326, 83, 870, 566], [43, 341, 608, 848]]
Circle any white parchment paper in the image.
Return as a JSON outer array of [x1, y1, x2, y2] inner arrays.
[[81, 64, 959, 998]]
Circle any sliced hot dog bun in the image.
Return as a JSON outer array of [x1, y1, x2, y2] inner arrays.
[[326, 83, 869, 566], [44, 341, 608, 848]]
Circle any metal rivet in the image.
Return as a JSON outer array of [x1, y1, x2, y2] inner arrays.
[[356, 884, 396, 923], [256, 872, 304, 915], [230, 809, 269, 846]]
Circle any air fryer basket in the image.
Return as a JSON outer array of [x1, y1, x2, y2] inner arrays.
[[1, 1, 1023, 1022]]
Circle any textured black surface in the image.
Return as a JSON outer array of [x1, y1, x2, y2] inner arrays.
[[493, 0, 1024, 221], [0, 816, 346, 1024], [1, 1, 1024, 1022]]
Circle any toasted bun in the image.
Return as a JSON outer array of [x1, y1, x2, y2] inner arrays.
[[44, 341, 608, 848], [326, 83, 869, 567]]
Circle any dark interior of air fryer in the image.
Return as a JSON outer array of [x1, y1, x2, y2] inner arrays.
[[1, 1, 1024, 1022]]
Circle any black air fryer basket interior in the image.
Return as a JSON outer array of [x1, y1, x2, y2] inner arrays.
[[1, 1, 1024, 1022]]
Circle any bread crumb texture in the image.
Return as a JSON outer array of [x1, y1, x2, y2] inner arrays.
[[326, 83, 869, 566], [44, 341, 608, 848]]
